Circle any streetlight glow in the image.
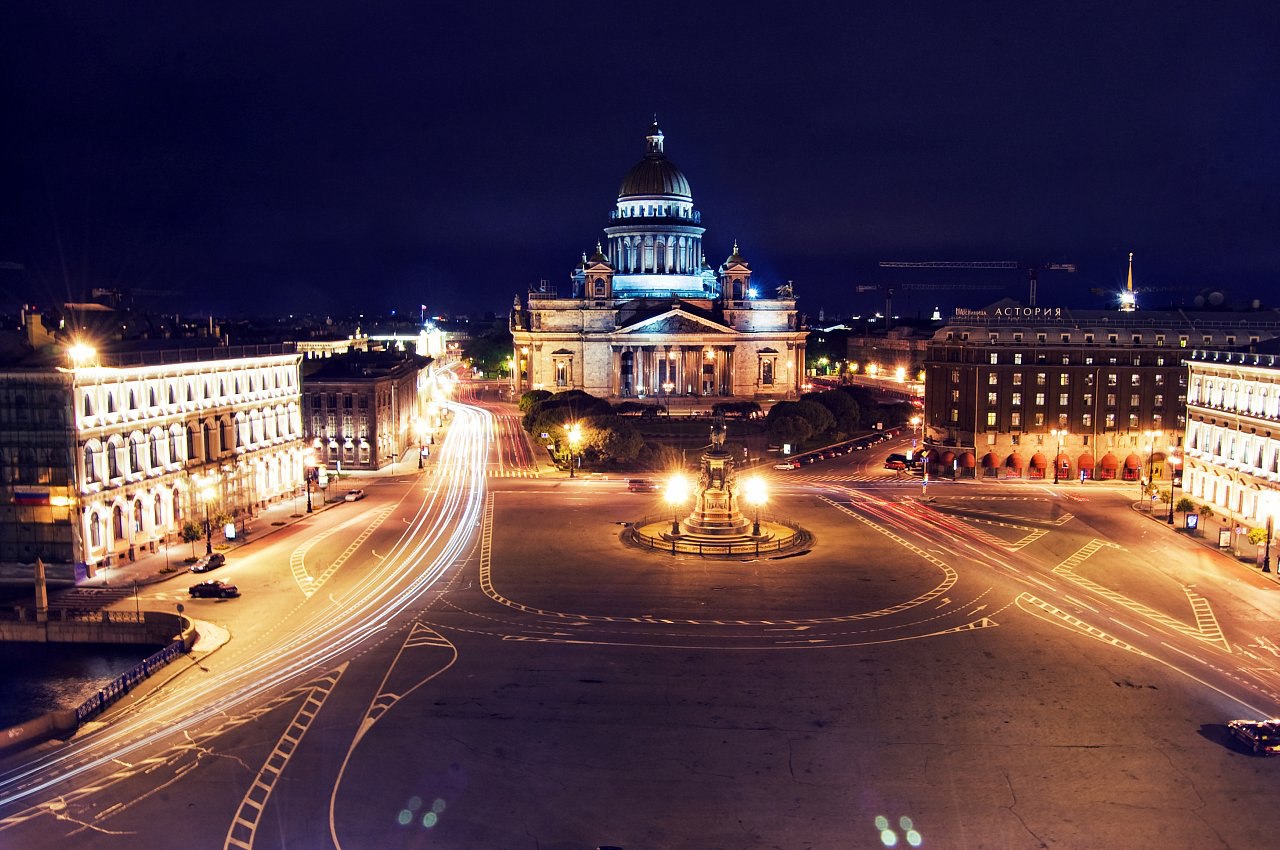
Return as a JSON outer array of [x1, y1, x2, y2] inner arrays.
[[566, 421, 582, 478], [743, 475, 767, 537], [665, 473, 689, 535]]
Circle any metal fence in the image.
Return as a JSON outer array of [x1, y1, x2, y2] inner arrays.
[[74, 639, 187, 724], [627, 517, 809, 557]]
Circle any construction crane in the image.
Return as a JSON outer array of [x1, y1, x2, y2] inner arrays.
[[878, 260, 1076, 307], [854, 280, 1003, 327]]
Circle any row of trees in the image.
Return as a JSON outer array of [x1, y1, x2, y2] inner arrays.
[[766, 385, 910, 446], [520, 390, 645, 466]]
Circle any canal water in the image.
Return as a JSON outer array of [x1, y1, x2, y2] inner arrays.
[[0, 642, 160, 729]]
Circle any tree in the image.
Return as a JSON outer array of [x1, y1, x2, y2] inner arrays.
[[180, 521, 202, 559], [768, 414, 813, 446], [1247, 527, 1269, 546], [1175, 497, 1195, 515], [519, 390, 551, 413], [461, 320, 514, 377], [801, 390, 859, 435]]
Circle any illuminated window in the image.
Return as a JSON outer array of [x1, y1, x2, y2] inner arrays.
[[988, 392, 998, 405], [1011, 392, 1021, 406], [1011, 411, 1021, 427], [1058, 393, 1068, 406], [1035, 393, 1045, 406], [1012, 373, 1023, 386], [1036, 373, 1046, 386], [986, 411, 997, 427], [988, 373, 998, 385]]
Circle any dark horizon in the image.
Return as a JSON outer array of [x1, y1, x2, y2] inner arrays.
[[4, 3, 1277, 320]]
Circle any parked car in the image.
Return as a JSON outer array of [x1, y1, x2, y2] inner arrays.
[[344, 488, 366, 502], [189, 552, 226, 573], [773, 460, 798, 470], [1227, 719, 1280, 754], [189, 579, 240, 599], [627, 478, 660, 492]]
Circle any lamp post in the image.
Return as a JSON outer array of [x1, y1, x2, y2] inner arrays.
[[1166, 449, 1180, 525], [1266, 514, 1274, 573], [303, 449, 315, 513], [665, 473, 689, 536], [194, 472, 219, 555], [566, 421, 582, 478], [1141, 430, 1163, 503], [414, 418, 425, 469], [1050, 428, 1068, 484], [743, 475, 767, 537]]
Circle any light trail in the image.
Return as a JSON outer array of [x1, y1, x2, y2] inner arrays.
[[0, 401, 492, 814]]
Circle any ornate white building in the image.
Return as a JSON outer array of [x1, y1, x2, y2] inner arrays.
[[0, 344, 305, 580], [510, 122, 806, 400], [1184, 348, 1280, 527]]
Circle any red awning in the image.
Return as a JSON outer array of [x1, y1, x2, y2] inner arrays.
[[1123, 454, 1141, 469], [1099, 453, 1119, 470], [1029, 453, 1048, 469], [1007, 453, 1025, 469], [981, 452, 999, 468], [939, 451, 956, 465], [1077, 453, 1096, 470], [1055, 453, 1071, 468], [959, 451, 976, 468]]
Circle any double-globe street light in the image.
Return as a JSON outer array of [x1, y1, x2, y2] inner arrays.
[[1141, 429, 1163, 504], [665, 472, 689, 536], [743, 475, 767, 537], [1050, 427, 1069, 484], [193, 471, 220, 555], [565, 421, 583, 478]]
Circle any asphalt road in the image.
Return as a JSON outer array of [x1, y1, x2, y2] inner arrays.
[[3, 413, 1280, 849]]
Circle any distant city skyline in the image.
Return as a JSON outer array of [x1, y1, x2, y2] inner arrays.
[[4, 3, 1276, 320]]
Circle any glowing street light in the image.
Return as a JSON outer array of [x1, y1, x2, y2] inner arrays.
[[1142, 430, 1163, 502], [1050, 428, 1069, 484], [67, 341, 97, 368], [303, 449, 316, 512], [193, 471, 220, 554], [743, 475, 767, 537], [665, 473, 689, 536], [566, 421, 582, 478]]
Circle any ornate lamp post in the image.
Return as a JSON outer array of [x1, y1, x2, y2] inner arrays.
[[566, 421, 582, 478], [665, 473, 689, 536], [194, 471, 220, 555], [1141, 429, 1163, 502], [1050, 428, 1068, 484], [303, 449, 315, 513], [1167, 448, 1180, 525], [743, 475, 767, 537]]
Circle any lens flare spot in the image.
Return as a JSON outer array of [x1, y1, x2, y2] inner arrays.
[[422, 812, 439, 828], [408, 796, 423, 812], [432, 798, 447, 814], [875, 816, 890, 830], [907, 829, 923, 847], [899, 816, 914, 830], [880, 828, 899, 846], [397, 810, 413, 826]]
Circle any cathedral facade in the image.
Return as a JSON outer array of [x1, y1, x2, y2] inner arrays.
[[510, 123, 806, 401]]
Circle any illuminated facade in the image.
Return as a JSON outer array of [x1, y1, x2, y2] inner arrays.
[[510, 122, 806, 400], [923, 305, 1280, 480], [1184, 349, 1280, 526], [0, 346, 304, 581]]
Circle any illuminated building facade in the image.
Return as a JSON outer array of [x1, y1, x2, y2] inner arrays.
[[0, 345, 305, 581], [922, 304, 1280, 481], [1184, 348, 1280, 528], [510, 122, 807, 401], [301, 351, 431, 471]]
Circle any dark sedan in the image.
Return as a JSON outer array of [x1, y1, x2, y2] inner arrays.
[[189, 552, 226, 573], [189, 579, 240, 599], [1227, 719, 1280, 754]]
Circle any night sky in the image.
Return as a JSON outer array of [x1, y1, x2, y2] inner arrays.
[[4, 2, 1277, 321]]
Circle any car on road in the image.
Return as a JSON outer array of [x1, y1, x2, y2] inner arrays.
[[884, 459, 908, 471], [627, 478, 660, 492], [188, 552, 226, 573], [344, 488, 366, 502], [1227, 719, 1280, 754], [774, 460, 798, 470], [189, 579, 240, 599]]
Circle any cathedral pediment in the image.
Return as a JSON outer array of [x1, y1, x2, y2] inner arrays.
[[617, 308, 735, 335]]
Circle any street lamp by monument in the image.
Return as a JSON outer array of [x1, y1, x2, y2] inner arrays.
[[743, 475, 767, 537], [566, 421, 582, 478], [665, 473, 689, 536], [1050, 428, 1069, 484]]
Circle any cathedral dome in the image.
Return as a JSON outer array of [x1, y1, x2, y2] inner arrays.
[[617, 122, 692, 200]]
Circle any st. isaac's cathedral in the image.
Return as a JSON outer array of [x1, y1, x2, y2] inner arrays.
[[510, 122, 807, 401]]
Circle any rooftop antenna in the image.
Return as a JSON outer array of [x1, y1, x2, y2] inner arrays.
[[1119, 251, 1137, 312]]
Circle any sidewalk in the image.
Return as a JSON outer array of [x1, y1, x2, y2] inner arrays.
[[78, 447, 434, 593], [1132, 498, 1280, 586]]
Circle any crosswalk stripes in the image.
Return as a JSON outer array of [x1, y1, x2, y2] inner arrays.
[[48, 586, 136, 610], [487, 469, 539, 478]]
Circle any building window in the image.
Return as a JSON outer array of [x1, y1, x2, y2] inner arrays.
[[988, 373, 998, 385], [1058, 393, 1068, 406], [1083, 392, 1093, 406], [950, 389, 960, 402], [1013, 353, 1023, 365], [1130, 374, 1141, 386], [1011, 392, 1021, 406], [1011, 412, 1021, 427], [1107, 373, 1117, 386], [1058, 412, 1068, 427], [1153, 413, 1163, 428], [1013, 333, 1023, 343], [1106, 393, 1116, 407], [1105, 413, 1116, 428], [1129, 413, 1139, 429], [950, 369, 960, 383], [986, 411, 997, 427], [1179, 336, 1188, 347], [1085, 334, 1095, 344], [1035, 393, 1045, 406], [989, 353, 999, 365], [1012, 373, 1023, 386], [987, 392, 998, 405], [1061, 355, 1070, 365], [1059, 374, 1070, 386], [1154, 394, 1164, 407], [1061, 334, 1070, 343], [1108, 334, 1118, 344], [949, 408, 959, 423], [1034, 412, 1045, 426], [1082, 413, 1092, 427], [1037, 334, 1047, 344], [1036, 373, 1046, 386], [1130, 393, 1140, 406]]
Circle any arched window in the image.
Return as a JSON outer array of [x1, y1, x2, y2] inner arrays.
[[89, 512, 102, 548], [149, 434, 160, 469], [113, 505, 125, 540], [133, 500, 144, 533], [132, 433, 145, 472], [172, 487, 183, 522], [655, 241, 666, 272], [129, 389, 137, 410], [83, 394, 93, 418], [761, 360, 774, 385], [108, 442, 121, 478], [149, 387, 157, 407], [84, 445, 97, 483], [153, 493, 163, 527], [107, 393, 117, 414], [168, 384, 176, 405]]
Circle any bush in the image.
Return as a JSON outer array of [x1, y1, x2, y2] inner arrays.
[[518, 390, 552, 413], [768, 414, 813, 445]]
